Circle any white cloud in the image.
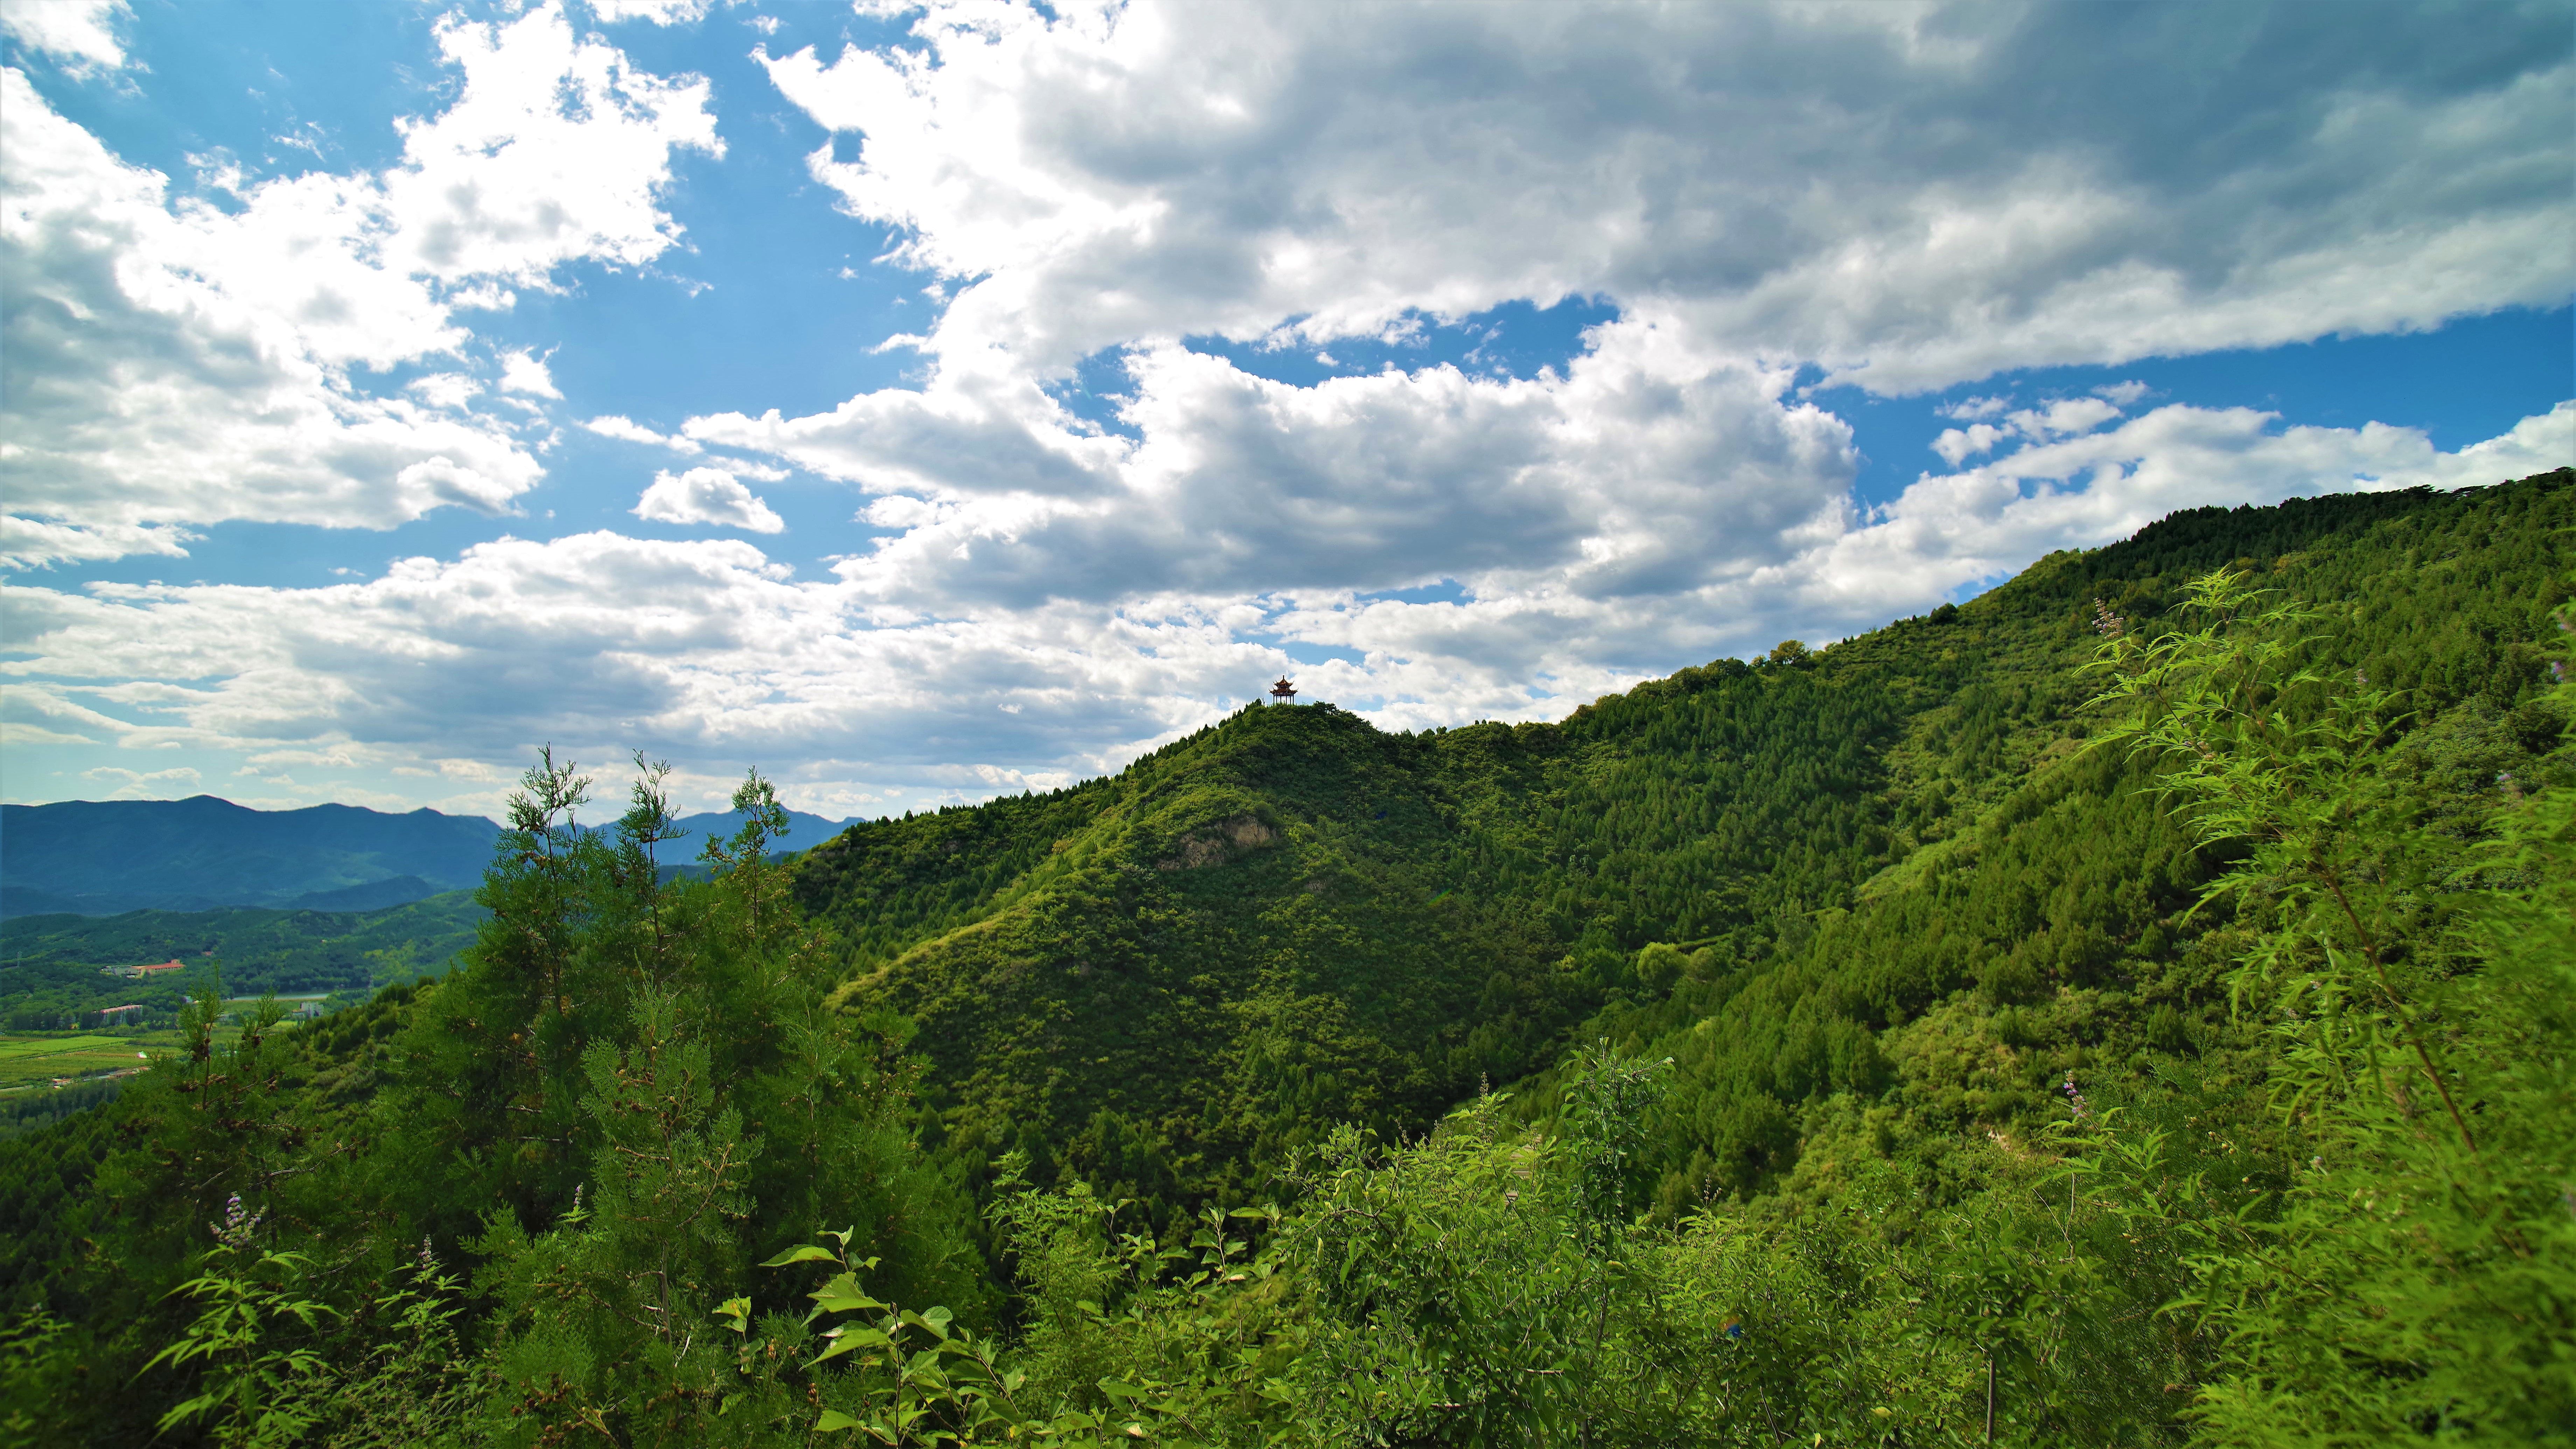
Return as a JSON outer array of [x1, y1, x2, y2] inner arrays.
[[0, 0, 127, 75], [1932, 423, 2008, 467], [1802, 400, 2576, 631], [499, 349, 562, 398], [1940, 396, 2012, 422], [684, 368, 1129, 499], [581, 414, 704, 452], [0, 531, 1296, 809], [802, 319, 1854, 615], [0, 517, 191, 570], [591, 0, 711, 24], [0, 4, 718, 566], [0, 681, 125, 747], [758, 1, 2571, 387], [2011, 397, 2123, 441], [380, 7, 719, 285], [409, 374, 484, 410], [81, 764, 201, 798], [634, 467, 787, 533]]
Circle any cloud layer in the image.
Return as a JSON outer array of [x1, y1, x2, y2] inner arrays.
[[8, 398, 2561, 814], [764, 1, 2572, 383]]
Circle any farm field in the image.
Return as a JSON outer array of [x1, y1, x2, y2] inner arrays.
[[0, 1030, 169, 1092], [0, 1007, 318, 1092]]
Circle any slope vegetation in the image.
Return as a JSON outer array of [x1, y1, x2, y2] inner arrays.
[[795, 470, 2573, 1213]]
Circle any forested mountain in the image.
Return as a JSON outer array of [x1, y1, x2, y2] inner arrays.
[[0, 798, 852, 918], [791, 472, 2568, 1217], [0, 470, 2567, 1447], [0, 797, 502, 916]]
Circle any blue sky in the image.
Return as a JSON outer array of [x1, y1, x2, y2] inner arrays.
[[2, 0, 2569, 821]]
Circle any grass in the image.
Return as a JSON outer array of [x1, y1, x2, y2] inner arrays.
[[0, 1028, 188, 1091]]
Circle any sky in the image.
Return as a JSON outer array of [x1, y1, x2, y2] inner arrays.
[[1, 0, 2570, 823]]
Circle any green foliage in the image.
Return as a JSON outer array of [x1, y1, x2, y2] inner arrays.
[[2080, 568, 2576, 1444], [140, 1196, 338, 1449]]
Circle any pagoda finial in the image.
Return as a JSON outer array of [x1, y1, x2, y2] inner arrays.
[[1270, 676, 1298, 703]]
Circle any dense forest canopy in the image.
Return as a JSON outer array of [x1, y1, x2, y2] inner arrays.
[[1, 471, 2568, 1446]]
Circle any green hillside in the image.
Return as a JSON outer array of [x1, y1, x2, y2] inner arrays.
[[0, 471, 2566, 1446], [796, 472, 2570, 1218], [0, 891, 483, 1027]]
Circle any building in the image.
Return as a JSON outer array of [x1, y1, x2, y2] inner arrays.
[[1270, 676, 1299, 704], [98, 959, 189, 980]]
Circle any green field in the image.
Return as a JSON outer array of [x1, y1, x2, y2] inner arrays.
[[0, 1032, 162, 1090]]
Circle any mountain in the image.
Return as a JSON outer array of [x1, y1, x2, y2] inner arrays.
[[288, 875, 445, 911], [655, 807, 856, 859], [0, 796, 857, 919], [2, 469, 2567, 1445], [0, 797, 503, 918], [791, 470, 2574, 1206]]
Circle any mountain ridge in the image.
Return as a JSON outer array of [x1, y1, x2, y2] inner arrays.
[[0, 795, 858, 918]]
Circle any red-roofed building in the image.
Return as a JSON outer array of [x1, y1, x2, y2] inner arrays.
[[98, 959, 189, 980]]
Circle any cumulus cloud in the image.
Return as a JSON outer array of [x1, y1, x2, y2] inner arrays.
[[1932, 424, 2009, 468], [582, 414, 704, 452], [684, 369, 1128, 499], [590, 0, 711, 24], [81, 764, 201, 798], [1803, 400, 2576, 632], [0, 531, 1281, 799], [0, 0, 128, 75], [499, 350, 563, 398], [794, 318, 1854, 615], [0, 4, 718, 566], [634, 467, 787, 532], [1931, 394, 2129, 466], [6, 403, 2558, 810], [759, 1, 2570, 386]]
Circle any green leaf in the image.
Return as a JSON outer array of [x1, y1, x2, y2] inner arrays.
[[759, 1244, 838, 1268], [807, 1325, 894, 1368], [809, 1272, 887, 1315], [713, 1296, 752, 1334], [814, 1408, 864, 1432]]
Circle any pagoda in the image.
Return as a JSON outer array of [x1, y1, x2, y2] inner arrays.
[[1269, 676, 1299, 704]]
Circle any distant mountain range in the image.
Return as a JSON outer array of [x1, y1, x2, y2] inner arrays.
[[0, 796, 858, 918]]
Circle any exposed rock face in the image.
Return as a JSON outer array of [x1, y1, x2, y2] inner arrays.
[[1155, 814, 1277, 870]]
